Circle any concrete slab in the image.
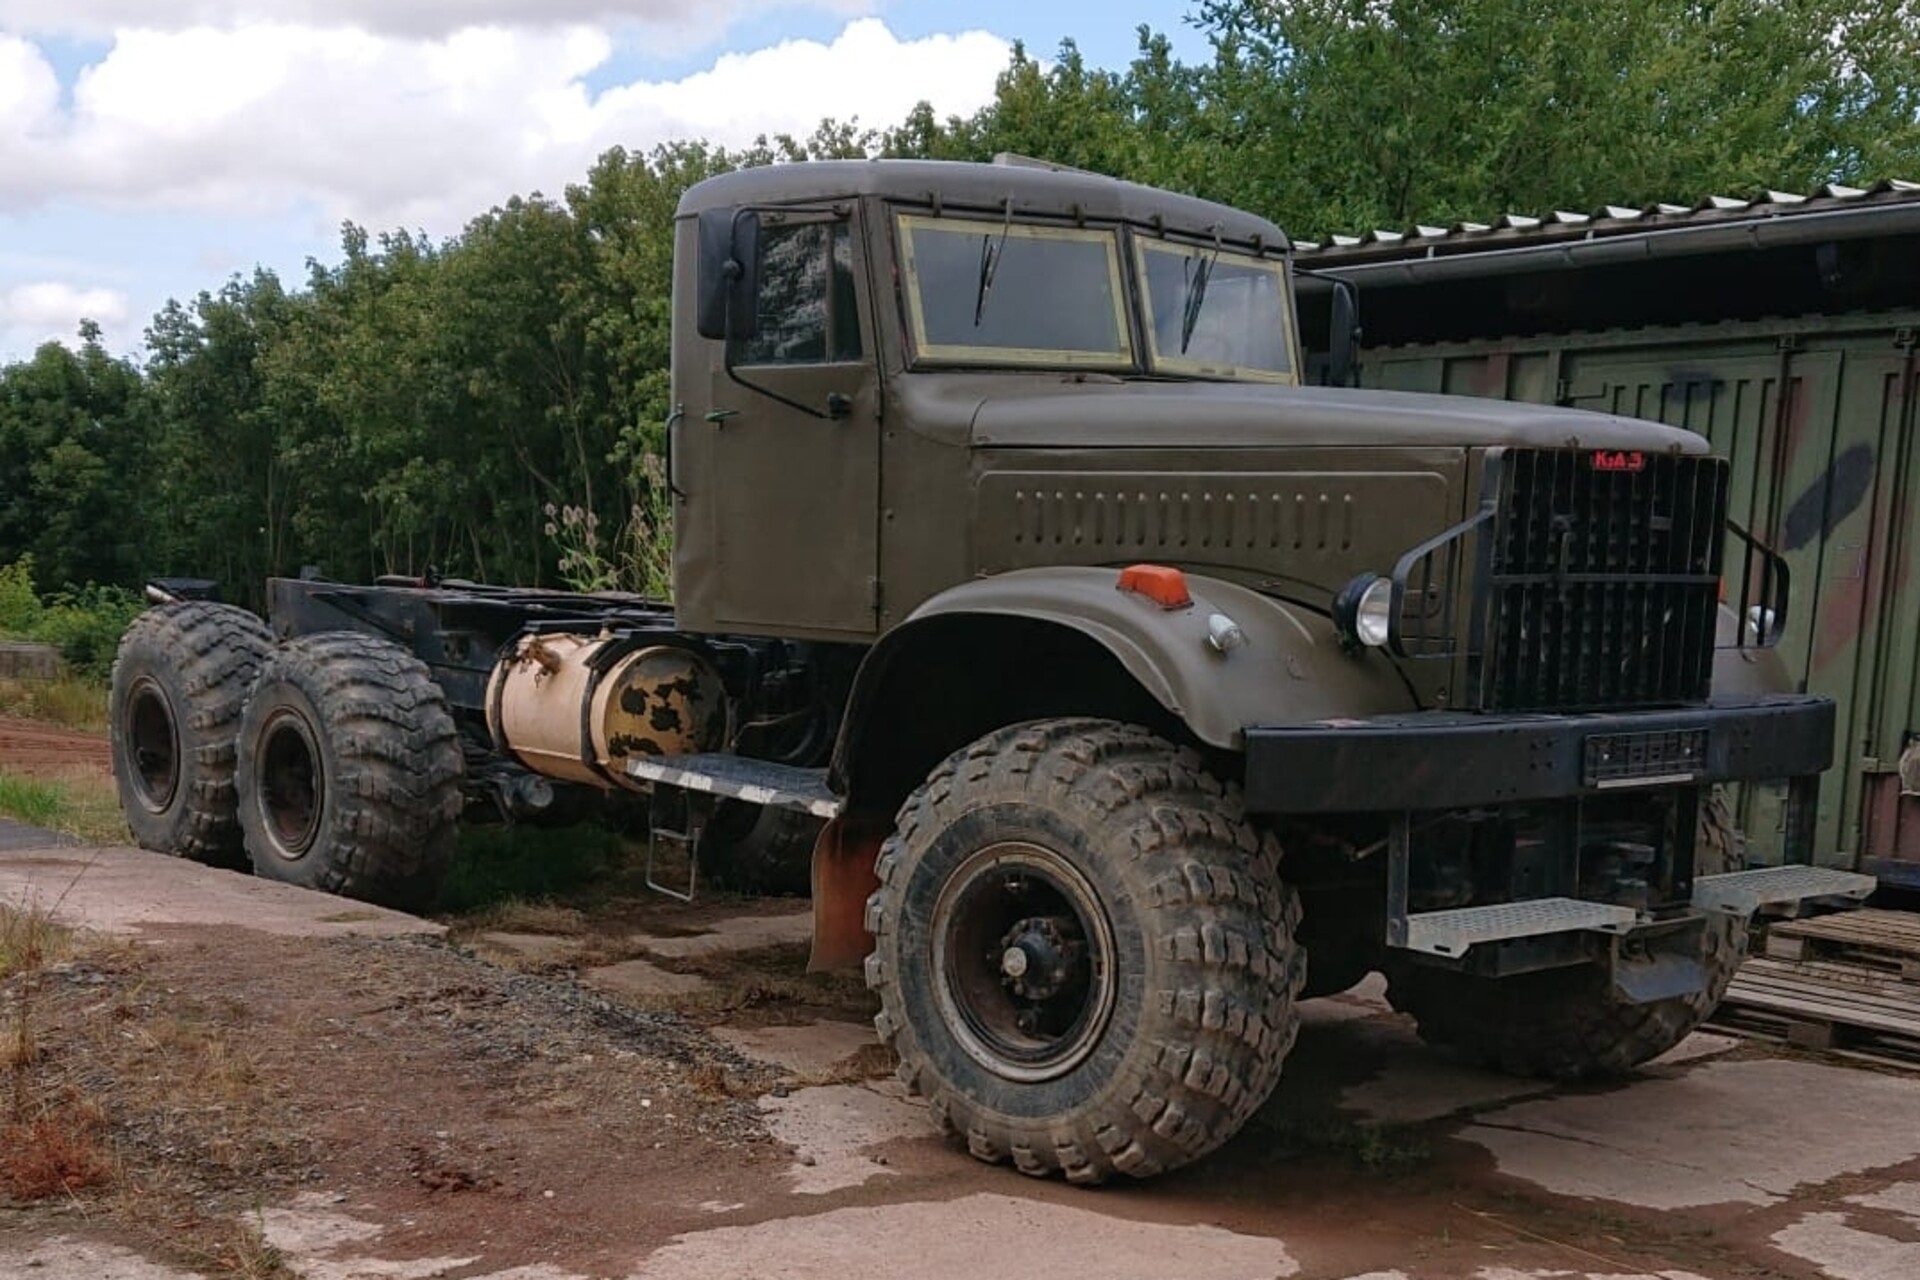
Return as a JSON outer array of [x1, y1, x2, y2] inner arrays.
[[579, 957, 713, 1000], [1648, 1030, 1743, 1066], [1339, 1035, 1554, 1125], [0, 1237, 200, 1280], [1772, 1210, 1920, 1280], [760, 1081, 928, 1194], [0, 845, 441, 939], [1463, 1058, 1920, 1209], [0, 817, 76, 850], [626, 1192, 1299, 1279], [630, 909, 813, 959], [1301, 972, 1393, 1026], [475, 931, 587, 968], [1849, 1180, 1920, 1220], [713, 1020, 876, 1079]]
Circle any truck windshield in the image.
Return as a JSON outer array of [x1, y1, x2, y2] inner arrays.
[[896, 214, 1133, 368], [1134, 238, 1297, 383]]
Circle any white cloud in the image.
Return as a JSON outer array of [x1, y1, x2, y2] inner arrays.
[[0, 19, 1011, 232], [0, 0, 875, 44], [0, 280, 131, 352]]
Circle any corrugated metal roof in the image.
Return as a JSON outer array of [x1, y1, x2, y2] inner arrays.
[[1292, 178, 1920, 262]]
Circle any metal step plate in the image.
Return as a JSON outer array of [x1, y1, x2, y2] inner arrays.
[[1692, 865, 1876, 917], [626, 754, 843, 820], [1400, 898, 1640, 958]]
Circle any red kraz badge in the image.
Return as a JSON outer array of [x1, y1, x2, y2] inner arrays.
[[1590, 449, 1647, 472]]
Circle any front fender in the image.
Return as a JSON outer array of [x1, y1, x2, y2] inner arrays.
[[869, 566, 1418, 751]]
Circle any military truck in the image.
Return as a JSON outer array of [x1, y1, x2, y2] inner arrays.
[[108, 158, 1873, 1182]]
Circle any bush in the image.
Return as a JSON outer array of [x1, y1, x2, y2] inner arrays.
[[33, 587, 143, 681], [0, 558, 42, 636], [0, 558, 143, 681]]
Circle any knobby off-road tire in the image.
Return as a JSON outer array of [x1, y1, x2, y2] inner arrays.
[[865, 718, 1306, 1183], [700, 802, 822, 897], [235, 633, 463, 911], [109, 602, 274, 867], [1384, 803, 1750, 1079]]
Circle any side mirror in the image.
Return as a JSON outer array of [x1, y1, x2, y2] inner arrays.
[[695, 208, 762, 342], [1325, 280, 1361, 387]]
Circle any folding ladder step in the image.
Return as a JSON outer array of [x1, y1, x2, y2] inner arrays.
[[1692, 865, 1876, 917], [1400, 898, 1640, 958], [626, 754, 843, 819]]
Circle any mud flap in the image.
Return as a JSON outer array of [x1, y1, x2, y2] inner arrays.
[[807, 813, 891, 972]]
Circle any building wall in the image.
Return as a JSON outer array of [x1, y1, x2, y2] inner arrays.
[[1360, 311, 1920, 884]]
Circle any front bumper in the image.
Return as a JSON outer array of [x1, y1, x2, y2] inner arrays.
[[1243, 694, 1834, 814]]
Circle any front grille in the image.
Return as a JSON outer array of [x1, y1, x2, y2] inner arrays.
[[1474, 450, 1727, 711]]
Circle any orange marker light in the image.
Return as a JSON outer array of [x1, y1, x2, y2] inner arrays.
[[1117, 564, 1193, 610]]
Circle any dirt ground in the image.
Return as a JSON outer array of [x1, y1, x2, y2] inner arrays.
[[4, 727, 1920, 1280], [0, 714, 111, 781]]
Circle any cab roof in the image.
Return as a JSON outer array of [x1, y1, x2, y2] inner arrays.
[[676, 158, 1291, 252]]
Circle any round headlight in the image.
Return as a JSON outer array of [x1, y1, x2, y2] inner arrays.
[[1333, 573, 1395, 649]]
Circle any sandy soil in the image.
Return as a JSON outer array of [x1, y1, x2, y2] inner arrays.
[[0, 714, 110, 782]]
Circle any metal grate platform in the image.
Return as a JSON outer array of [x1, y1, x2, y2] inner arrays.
[[1400, 897, 1639, 957], [625, 754, 843, 819], [1692, 865, 1876, 917]]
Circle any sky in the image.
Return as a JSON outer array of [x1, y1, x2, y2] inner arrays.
[[0, 1, 1213, 363]]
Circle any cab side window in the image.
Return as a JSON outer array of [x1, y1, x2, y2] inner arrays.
[[737, 221, 862, 366]]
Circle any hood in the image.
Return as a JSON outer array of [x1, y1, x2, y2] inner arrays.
[[963, 379, 1710, 454]]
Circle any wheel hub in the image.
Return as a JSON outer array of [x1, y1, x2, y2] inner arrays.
[[997, 915, 1084, 1002], [930, 842, 1117, 1084]]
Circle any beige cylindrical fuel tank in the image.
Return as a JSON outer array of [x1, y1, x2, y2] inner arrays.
[[486, 634, 727, 789]]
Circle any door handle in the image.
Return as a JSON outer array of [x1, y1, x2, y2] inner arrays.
[[827, 392, 853, 420], [704, 407, 740, 424]]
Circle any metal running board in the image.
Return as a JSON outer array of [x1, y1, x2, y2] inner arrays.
[[626, 754, 843, 820], [1399, 898, 1640, 958], [1692, 865, 1876, 917]]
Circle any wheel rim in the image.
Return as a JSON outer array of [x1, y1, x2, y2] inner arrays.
[[257, 709, 324, 859], [931, 840, 1117, 1083], [124, 677, 180, 813]]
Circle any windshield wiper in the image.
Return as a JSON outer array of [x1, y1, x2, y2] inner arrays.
[[1177, 230, 1223, 354], [973, 199, 1014, 327]]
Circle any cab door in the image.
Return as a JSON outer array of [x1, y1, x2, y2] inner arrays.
[[702, 212, 880, 639]]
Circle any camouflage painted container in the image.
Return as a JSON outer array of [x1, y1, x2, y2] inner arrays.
[[1301, 183, 1920, 885]]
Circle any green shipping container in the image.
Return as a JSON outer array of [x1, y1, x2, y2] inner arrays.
[[1300, 182, 1920, 886]]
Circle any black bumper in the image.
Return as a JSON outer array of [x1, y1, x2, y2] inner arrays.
[[1243, 695, 1833, 814]]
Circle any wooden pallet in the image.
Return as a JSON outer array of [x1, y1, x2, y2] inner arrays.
[[1711, 954, 1920, 1067], [1764, 908, 1920, 979]]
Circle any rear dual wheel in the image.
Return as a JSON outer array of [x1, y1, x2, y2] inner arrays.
[[109, 602, 274, 866], [865, 718, 1305, 1182], [235, 633, 464, 911]]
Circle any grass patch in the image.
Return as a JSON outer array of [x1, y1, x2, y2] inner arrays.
[[0, 773, 64, 829], [433, 822, 634, 915], [0, 770, 129, 845], [0, 674, 109, 733]]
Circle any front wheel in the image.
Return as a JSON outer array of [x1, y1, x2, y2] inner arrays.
[[1384, 800, 1750, 1079], [235, 633, 464, 911], [865, 719, 1304, 1182]]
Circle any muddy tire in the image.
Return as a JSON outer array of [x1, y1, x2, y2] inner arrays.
[[700, 803, 821, 897], [109, 602, 274, 867], [1384, 910, 1745, 1079], [1697, 787, 1745, 877], [865, 718, 1305, 1182], [235, 633, 463, 911]]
